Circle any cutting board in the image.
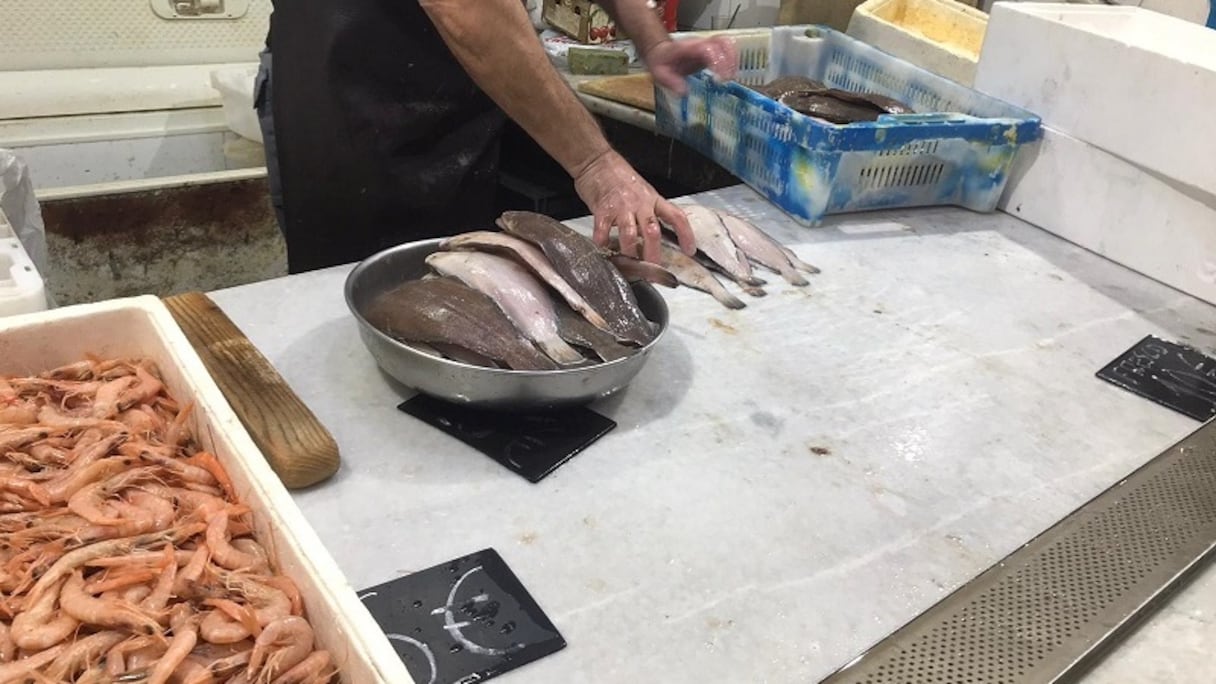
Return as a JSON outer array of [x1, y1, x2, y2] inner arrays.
[[163, 291, 340, 489], [576, 74, 656, 112]]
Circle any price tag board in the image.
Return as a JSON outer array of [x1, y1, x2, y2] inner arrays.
[[1096, 335, 1216, 422]]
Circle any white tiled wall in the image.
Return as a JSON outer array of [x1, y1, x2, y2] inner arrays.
[[0, 0, 271, 70]]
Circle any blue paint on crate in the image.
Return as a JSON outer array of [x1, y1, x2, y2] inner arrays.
[[654, 25, 1043, 225]]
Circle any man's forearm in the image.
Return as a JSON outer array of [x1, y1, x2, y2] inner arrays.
[[418, 0, 612, 180], [595, 0, 670, 58]]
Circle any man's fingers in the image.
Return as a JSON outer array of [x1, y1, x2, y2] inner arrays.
[[653, 67, 688, 95], [618, 214, 640, 259], [639, 213, 663, 264], [592, 212, 613, 248], [704, 39, 737, 80], [657, 201, 696, 256]]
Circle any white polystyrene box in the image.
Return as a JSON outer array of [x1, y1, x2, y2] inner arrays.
[[1000, 126, 1216, 307], [847, 0, 988, 86], [0, 296, 415, 684], [0, 208, 47, 318], [975, 3, 1216, 197]]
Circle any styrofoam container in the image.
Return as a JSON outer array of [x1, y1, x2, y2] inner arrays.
[[0, 296, 414, 683], [975, 2, 1216, 197], [0, 208, 47, 318], [1000, 126, 1216, 307], [846, 0, 987, 86], [210, 65, 263, 144]]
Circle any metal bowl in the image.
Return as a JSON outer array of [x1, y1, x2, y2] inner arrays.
[[344, 238, 669, 411]]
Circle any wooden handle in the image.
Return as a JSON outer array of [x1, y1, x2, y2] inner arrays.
[[163, 292, 340, 489]]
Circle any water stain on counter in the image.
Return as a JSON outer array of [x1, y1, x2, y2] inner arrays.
[[708, 318, 739, 335]]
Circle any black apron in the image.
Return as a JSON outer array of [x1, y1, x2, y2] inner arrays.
[[268, 1, 508, 273]]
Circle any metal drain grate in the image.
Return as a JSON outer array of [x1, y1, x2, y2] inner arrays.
[[821, 420, 1216, 684]]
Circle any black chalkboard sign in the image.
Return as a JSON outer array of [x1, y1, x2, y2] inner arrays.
[[1096, 335, 1216, 422], [358, 548, 565, 684], [399, 394, 617, 483]]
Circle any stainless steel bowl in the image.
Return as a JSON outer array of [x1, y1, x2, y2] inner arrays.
[[344, 237, 669, 411]]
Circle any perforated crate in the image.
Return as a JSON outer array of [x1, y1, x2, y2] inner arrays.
[[656, 25, 1042, 225]]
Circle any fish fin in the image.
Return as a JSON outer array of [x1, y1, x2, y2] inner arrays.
[[742, 284, 768, 298], [781, 269, 810, 287], [781, 246, 821, 274], [714, 291, 747, 309]]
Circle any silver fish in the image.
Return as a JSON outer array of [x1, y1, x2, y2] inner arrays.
[[677, 203, 766, 293], [658, 241, 746, 310], [499, 211, 656, 347], [426, 251, 588, 366], [553, 297, 634, 363], [608, 254, 679, 289], [364, 277, 558, 371], [440, 231, 614, 335], [713, 209, 810, 286]]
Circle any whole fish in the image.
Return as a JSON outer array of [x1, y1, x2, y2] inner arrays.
[[657, 240, 746, 310], [608, 254, 679, 289], [778, 90, 883, 124], [713, 209, 813, 287], [406, 341, 500, 368], [364, 277, 558, 371], [676, 203, 766, 294], [426, 251, 588, 366], [553, 297, 634, 363], [751, 75, 826, 100], [608, 237, 744, 310], [440, 231, 614, 335], [498, 210, 656, 347]]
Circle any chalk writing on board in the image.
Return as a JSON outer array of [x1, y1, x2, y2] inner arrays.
[[1097, 335, 1216, 422]]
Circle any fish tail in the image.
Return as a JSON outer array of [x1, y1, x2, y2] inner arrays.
[[540, 339, 590, 366], [781, 268, 810, 287], [714, 290, 747, 309]]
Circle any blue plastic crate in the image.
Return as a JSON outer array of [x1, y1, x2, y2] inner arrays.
[[655, 25, 1043, 225]]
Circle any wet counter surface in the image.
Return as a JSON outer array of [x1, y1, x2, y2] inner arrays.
[[209, 185, 1216, 683]]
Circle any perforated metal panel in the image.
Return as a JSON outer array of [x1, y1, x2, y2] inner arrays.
[[0, 0, 271, 70], [821, 420, 1216, 684]]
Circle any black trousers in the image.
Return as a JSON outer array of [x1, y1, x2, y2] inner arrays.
[[259, 1, 508, 274]]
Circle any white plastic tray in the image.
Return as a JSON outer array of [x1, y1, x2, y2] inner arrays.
[[0, 208, 47, 318], [0, 295, 414, 683]]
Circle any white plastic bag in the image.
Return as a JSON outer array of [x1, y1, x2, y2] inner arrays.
[[0, 150, 49, 278]]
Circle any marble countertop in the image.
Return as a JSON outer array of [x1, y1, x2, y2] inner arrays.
[[209, 185, 1216, 683]]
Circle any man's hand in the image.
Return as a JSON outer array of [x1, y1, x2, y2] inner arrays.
[[573, 150, 696, 264], [645, 36, 739, 95]]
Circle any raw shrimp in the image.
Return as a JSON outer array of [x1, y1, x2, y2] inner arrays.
[[3, 357, 339, 681], [147, 604, 200, 684], [60, 569, 163, 636], [0, 619, 15, 662], [268, 650, 333, 684], [10, 576, 81, 651], [213, 570, 292, 626], [249, 616, 314, 682], [201, 609, 254, 645], [42, 630, 125, 681], [0, 643, 65, 680], [207, 511, 262, 571]]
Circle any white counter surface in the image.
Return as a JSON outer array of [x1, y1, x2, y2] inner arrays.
[[209, 185, 1216, 683]]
